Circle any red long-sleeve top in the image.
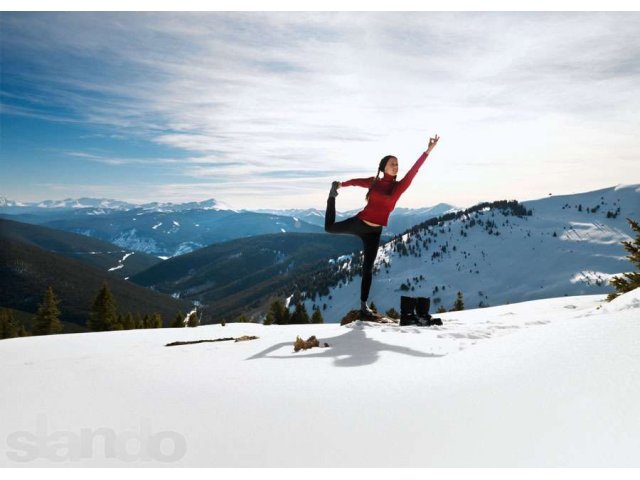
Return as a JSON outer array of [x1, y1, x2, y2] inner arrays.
[[340, 150, 429, 227]]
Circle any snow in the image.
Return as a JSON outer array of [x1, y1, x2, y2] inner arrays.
[[152, 222, 162, 230], [107, 252, 134, 272], [1, 197, 235, 213], [284, 293, 294, 308], [1, 290, 639, 467], [112, 228, 159, 254], [173, 242, 203, 257], [569, 270, 617, 285]]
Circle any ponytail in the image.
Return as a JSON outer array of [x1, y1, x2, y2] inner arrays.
[[365, 171, 381, 202]]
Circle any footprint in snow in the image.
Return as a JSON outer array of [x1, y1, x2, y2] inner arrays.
[[525, 320, 550, 325]]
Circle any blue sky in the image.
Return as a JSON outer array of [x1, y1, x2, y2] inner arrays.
[[1, 11, 639, 210]]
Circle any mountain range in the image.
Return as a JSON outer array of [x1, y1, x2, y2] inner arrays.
[[0, 196, 455, 257], [1, 184, 638, 327]]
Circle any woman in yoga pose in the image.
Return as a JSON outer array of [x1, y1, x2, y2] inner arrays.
[[324, 134, 440, 318]]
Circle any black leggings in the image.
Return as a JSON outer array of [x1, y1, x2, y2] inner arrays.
[[324, 196, 383, 302]]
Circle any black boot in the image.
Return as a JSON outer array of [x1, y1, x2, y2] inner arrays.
[[417, 297, 443, 326], [415, 296, 432, 326], [329, 181, 340, 198], [429, 317, 443, 326], [400, 296, 419, 326]]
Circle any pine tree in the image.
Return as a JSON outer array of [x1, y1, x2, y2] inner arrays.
[[264, 308, 275, 325], [607, 217, 640, 301], [187, 311, 200, 327], [269, 299, 289, 325], [120, 312, 134, 330], [452, 291, 465, 311], [311, 309, 324, 324], [0, 308, 18, 339], [436, 306, 447, 314], [142, 314, 151, 328], [171, 311, 185, 328], [149, 313, 162, 328], [88, 282, 117, 331], [33, 287, 63, 335], [237, 314, 249, 323], [290, 302, 310, 324], [134, 313, 144, 329], [113, 313, 124, 331]]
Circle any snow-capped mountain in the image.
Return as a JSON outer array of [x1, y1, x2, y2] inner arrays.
[[0, 196, 27, 208], [245, 207, 327, 219], [137, 198, 237, 213], [0, 197, 452, 257], [0, 197, 235, 214], [38, 209, 324, 258], [35, 197, 136, 210], [0, 197, 257, 257], [244, 203, 456, 235], [1, 289, 638, 466], [298, 184, 639, 322]]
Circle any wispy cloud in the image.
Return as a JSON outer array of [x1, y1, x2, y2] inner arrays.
[[2, 12, 639, 207]]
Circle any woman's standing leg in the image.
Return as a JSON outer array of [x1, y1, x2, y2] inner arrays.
[[360, 229, 382, 302], [325, 194, 382, 314]]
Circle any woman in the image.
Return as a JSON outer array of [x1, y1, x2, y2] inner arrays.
[[324, 134, 440, 319]]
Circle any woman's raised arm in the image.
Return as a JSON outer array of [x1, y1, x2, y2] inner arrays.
[[395, 134, 440, 196]]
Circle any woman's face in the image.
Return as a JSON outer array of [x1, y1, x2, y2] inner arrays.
[[384, 157, 399, 176]]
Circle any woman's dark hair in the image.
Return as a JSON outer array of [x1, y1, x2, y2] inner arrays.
[[365, 155, 397, 202]]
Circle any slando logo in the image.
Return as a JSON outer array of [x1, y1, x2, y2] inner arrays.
[[5, 414, 187, 463]]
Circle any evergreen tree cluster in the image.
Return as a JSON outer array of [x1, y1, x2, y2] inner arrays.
[[87, 281, 199, 331], [1, 281, 201, 340], [0, 308, 30, 339], [34, 286, 63, 335], [607, 218, 640, 301], [387, 199, 530, 262], [263, 297, 324, 325], [563, 196, 622, 218], [1, 286, 64, 339], [452, 291, 465, 311]]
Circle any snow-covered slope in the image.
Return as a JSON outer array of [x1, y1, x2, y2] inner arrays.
[[307, 184, 639, 321], [1, 290, 638, 467]]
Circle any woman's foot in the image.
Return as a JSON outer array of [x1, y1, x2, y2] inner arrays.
[[329, 181, 340, 198], [360, 300, 379, 319]]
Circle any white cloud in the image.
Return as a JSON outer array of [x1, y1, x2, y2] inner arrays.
[[2, 12, 639, 207]]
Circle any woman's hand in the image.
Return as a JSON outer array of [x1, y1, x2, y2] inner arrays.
[[427, 134, 440, 152]]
